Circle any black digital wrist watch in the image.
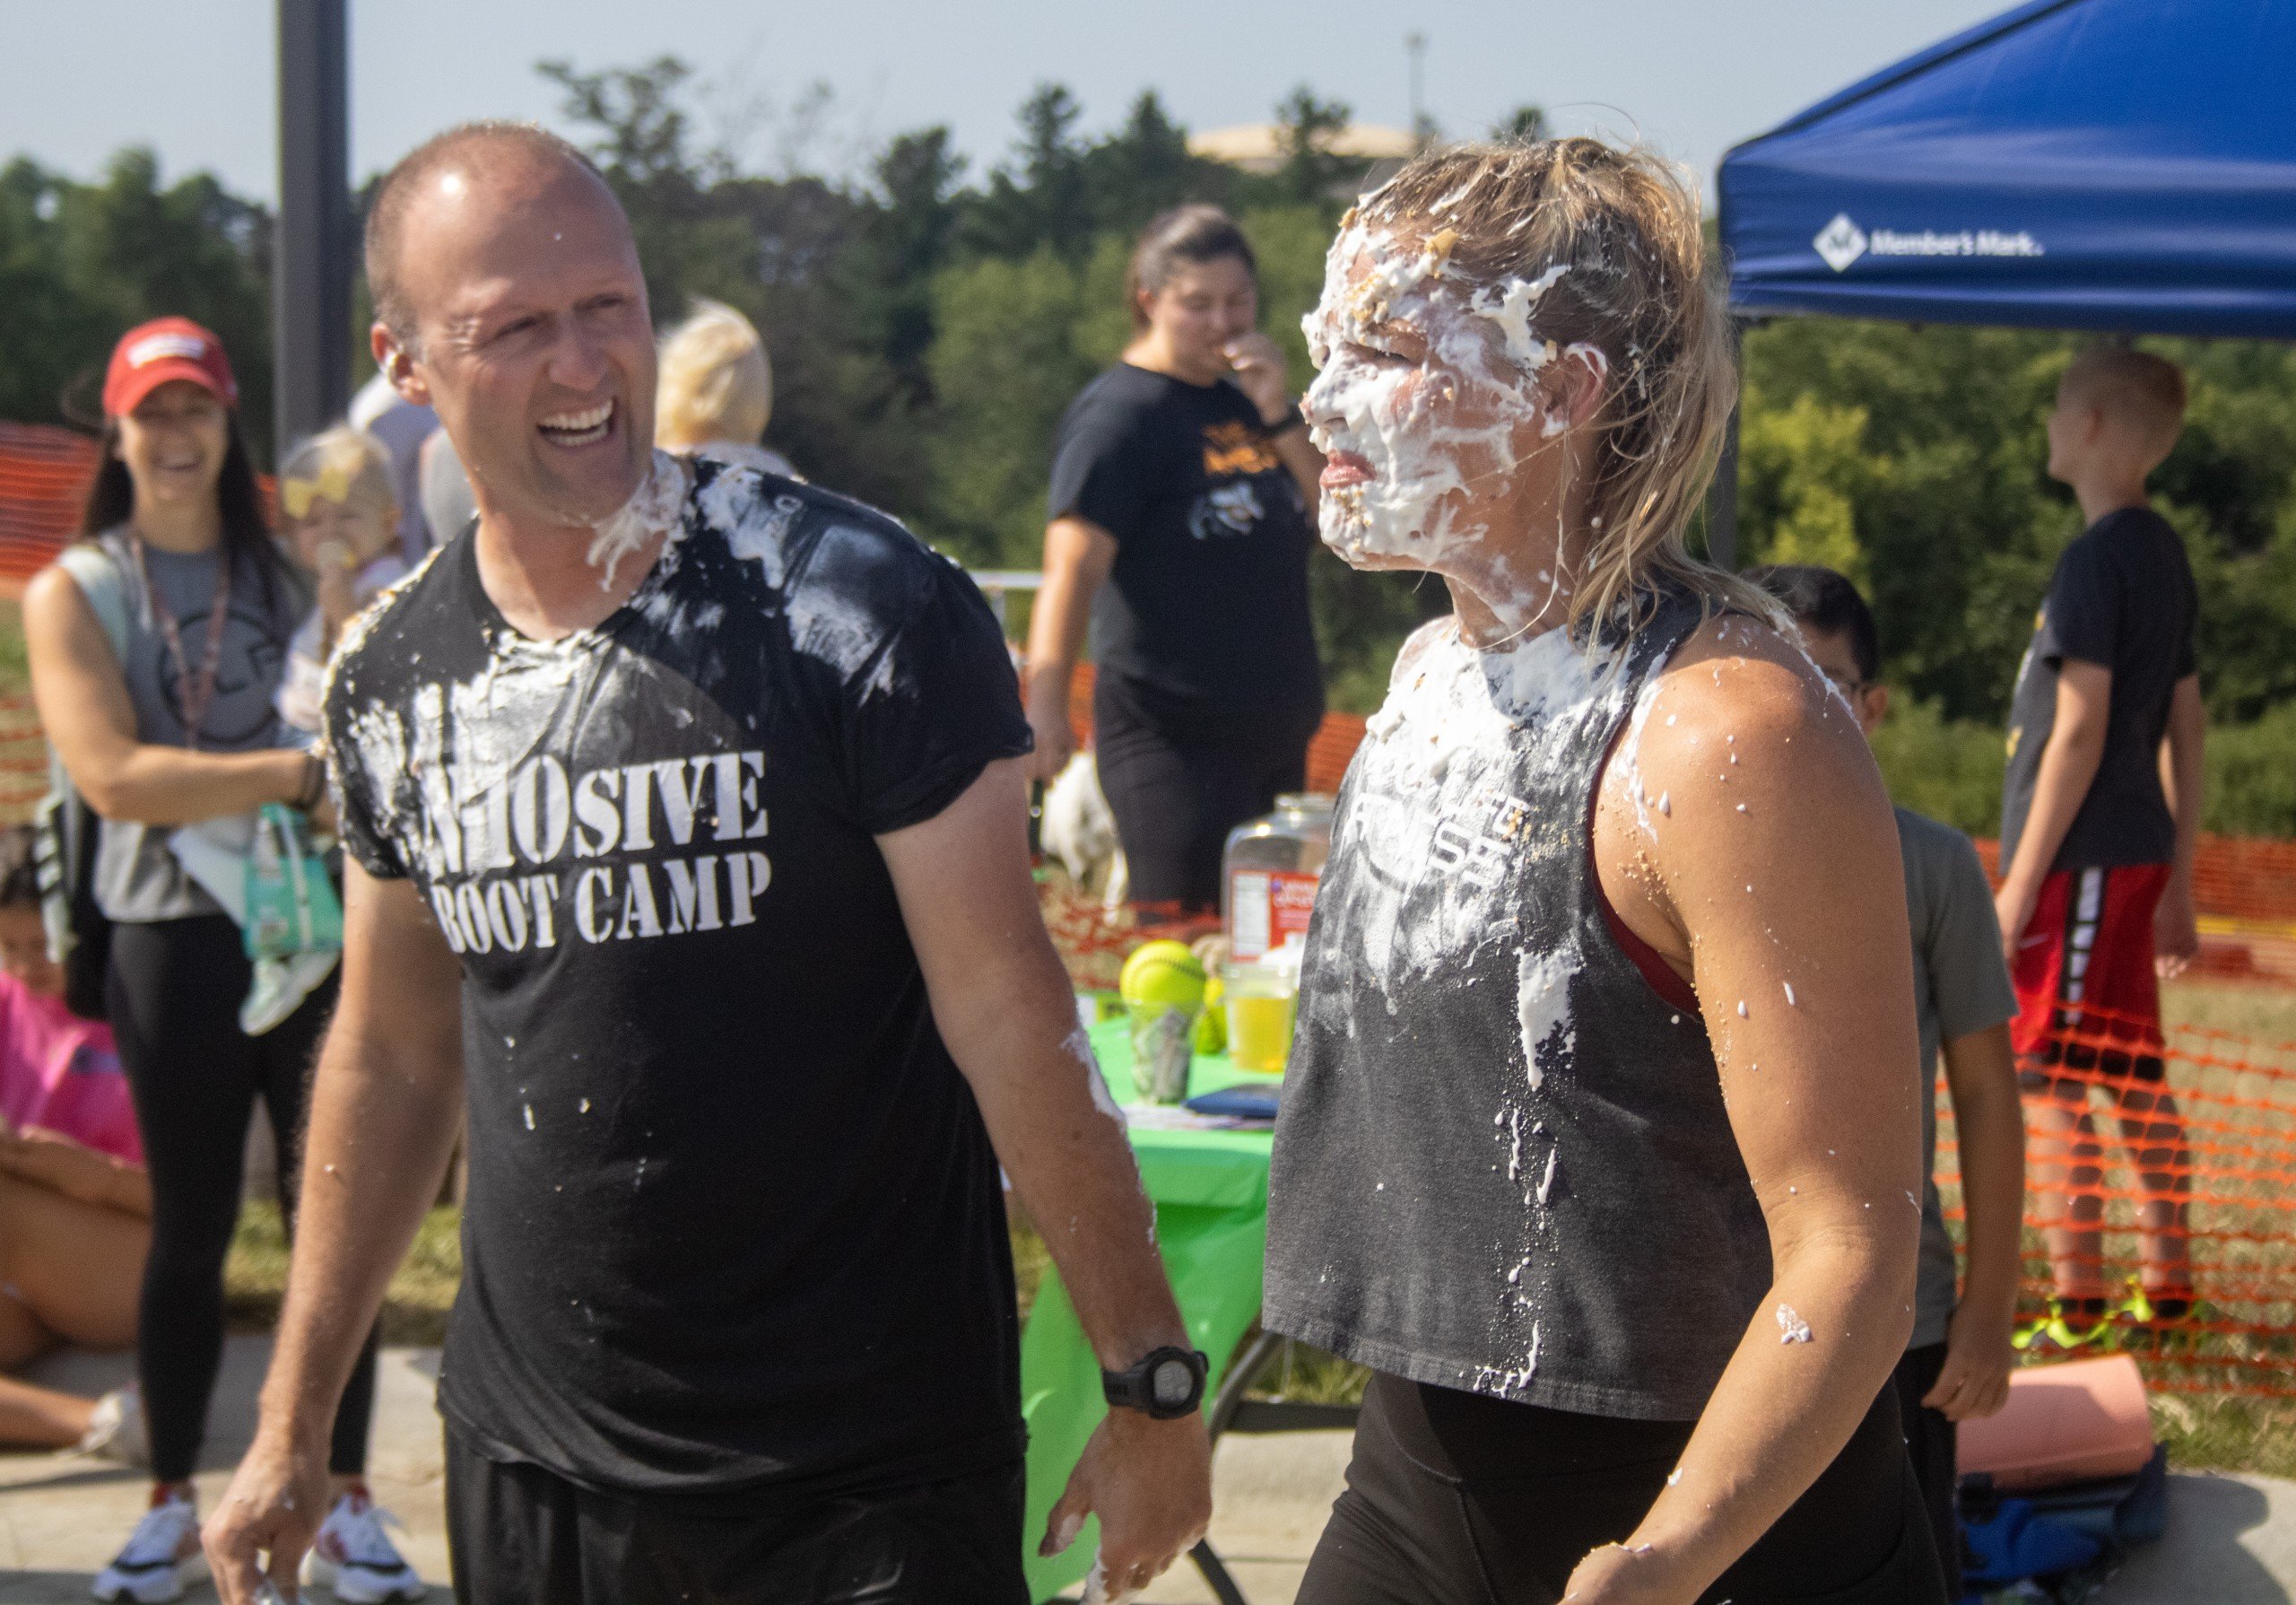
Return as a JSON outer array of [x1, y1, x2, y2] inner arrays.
[[1101, 1346, 1209, 1419]]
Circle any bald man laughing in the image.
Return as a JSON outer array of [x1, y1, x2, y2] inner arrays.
[[204, 124, 1210, 1605]]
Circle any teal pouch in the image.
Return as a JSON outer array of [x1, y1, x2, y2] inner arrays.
[[243, 804, 343, 960]]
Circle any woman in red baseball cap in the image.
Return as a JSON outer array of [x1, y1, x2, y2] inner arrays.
[[23, 318, 411, 1602]]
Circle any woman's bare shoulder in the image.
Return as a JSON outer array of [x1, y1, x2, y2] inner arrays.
[[1613, 611, 1883, 858]]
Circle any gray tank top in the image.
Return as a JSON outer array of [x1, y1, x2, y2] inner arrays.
[[1264, 589, 1770, 1420], [84, 528, 305, 923]]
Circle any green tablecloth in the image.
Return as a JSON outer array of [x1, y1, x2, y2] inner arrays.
[[1020, 1015, 1280, 1602]]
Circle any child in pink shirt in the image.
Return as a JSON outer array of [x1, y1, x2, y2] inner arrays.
[[0, 824, 149, 1456], [0, 934, 141, 1166]]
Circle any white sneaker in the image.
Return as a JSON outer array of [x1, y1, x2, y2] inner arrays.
[[74, 1386, 150, 1470], [91, 1493, 204, 1603], [301, 1492, 427, 1602]]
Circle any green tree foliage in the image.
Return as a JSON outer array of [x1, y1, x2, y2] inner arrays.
[[1494, 106, 1550, 143], [0, 149, 274, 455], [1740, 320, 2296, 730], [8, 64, 2296, 835], [1272, 86, 1356, 203]]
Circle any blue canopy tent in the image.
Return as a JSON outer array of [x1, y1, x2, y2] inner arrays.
[[1709, 0, 2296, 560]]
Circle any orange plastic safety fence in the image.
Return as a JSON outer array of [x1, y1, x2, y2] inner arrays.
[[1972, 835, 2296, 988], [0, 423, 100, 584], [1938, 1003, 2296, 1398], [0, 420, 279, 594]]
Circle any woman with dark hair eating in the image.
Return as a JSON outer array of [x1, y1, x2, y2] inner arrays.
[[1024, 205, 1326, 919]]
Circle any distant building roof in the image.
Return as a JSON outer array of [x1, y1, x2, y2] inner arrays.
[[1187, 123, 1420, 174]]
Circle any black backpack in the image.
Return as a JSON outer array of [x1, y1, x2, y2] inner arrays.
[[35, 542, 132, 1022]]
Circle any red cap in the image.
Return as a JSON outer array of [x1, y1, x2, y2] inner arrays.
[[102, 317, 239, 419]]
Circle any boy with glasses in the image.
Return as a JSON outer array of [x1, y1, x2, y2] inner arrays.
[[1756, 565, 2024, 1599]]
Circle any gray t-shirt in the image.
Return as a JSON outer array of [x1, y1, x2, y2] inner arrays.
[[83, 529, 306, 922], [1897, 807, 2020, 1348]]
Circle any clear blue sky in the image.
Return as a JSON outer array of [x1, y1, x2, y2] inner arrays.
[[4, 1, 2005, 201]]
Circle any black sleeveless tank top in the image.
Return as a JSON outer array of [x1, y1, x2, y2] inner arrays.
[[1264, 590, 1770, 1420]]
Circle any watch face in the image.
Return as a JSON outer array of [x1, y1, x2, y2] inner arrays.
[[1151, 1357, 1195, 1409]]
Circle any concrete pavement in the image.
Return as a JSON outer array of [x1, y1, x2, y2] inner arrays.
[[0, 1340, 447, 1602], [0, 1341, 2286, 1604]]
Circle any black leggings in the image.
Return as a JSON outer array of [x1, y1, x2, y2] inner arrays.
[[1092, 673, 1318, 912], [1299, 1371, 1947, 1605], [107, 914, 376, 1483]]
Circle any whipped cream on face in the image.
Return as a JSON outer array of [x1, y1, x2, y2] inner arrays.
[[1470, 264, 1570, 373], [585, 449, 690, 591], [1300, 214, 1600, 576]]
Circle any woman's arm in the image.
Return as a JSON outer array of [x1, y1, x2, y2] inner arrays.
[[1577, 617, 1924, 1604], [0, 1128, 152, 1217], [1020, 516, 1117, 785], [24, 564, 311, 824]]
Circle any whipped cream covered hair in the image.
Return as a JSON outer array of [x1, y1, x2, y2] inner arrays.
[[1334, 137, 1777, 639]]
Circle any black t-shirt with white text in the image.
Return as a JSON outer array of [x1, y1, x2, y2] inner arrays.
[[2001, 507, 2196, 872], [1048, 362, 1323, 721], [326, 460, 1032, 1495]]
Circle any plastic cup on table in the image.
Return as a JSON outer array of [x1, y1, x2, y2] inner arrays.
[[1127, 1003, 1197, 1104], [1222, 955, 1299, 1074]]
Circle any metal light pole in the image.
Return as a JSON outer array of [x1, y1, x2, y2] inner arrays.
[[274, 0, 351, 460]]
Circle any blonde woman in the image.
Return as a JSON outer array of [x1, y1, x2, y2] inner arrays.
[[655, 298, 796, 477], [1263, 142, 1945, 1603]]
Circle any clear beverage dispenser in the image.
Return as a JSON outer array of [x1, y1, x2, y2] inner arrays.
[[1222, 793, 1334, 960]]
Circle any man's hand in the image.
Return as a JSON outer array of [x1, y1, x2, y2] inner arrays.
[[1924, 1300, 2015, 1422], [1995, 876, 2039, 973], [2154, 874, 2200, 980], [1223, 333, 1293, 425], [204, 1430, 329, 1604], [1039, 1410, 1212, 1602]]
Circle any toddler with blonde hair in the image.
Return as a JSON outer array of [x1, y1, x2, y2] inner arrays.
[[274, 426, 408, 736]]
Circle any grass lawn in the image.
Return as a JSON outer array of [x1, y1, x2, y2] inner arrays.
[[219, 981, 2296, 1478], [225, 1203, 465, 1348]]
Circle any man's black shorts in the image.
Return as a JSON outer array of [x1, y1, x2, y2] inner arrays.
[[444, 1428, 1030, 1604]]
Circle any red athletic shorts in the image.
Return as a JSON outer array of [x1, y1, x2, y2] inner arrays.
[[2011, 861, 2169, 1085]]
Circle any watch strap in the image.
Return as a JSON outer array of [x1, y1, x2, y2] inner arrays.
[[1100, 1345, 1209, 1419]]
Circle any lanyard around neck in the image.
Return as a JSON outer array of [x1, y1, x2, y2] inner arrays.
[[129, 535, 231, 751]]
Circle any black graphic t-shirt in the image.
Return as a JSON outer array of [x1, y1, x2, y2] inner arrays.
[[2001, 507, 2196, 872], [326, 459, 1033, 1495], [1048, 362, 1323, 720]]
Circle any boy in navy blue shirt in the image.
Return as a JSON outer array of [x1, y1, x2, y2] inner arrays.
[[1996, 348, 2203, 1336]]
